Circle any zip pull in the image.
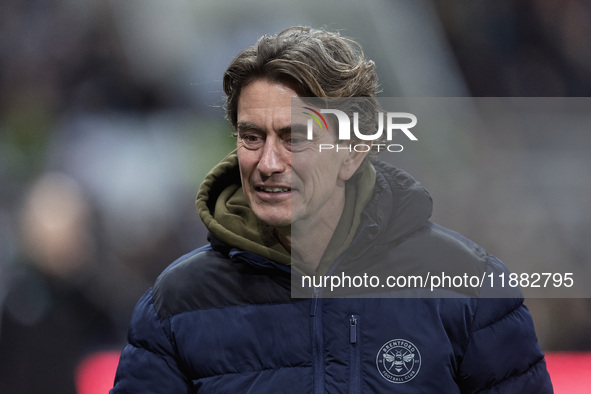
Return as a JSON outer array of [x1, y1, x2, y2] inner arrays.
[[349, 315, 358, 344], [310, 287, 320, 317], [349, 314, 361, 393]]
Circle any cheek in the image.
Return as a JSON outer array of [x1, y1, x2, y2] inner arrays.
[[237, 150, 258, 176]]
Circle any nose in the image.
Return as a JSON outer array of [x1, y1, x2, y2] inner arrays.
[[258, 138, 288, 177]]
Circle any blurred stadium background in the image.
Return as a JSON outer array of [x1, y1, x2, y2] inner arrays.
[[0, 0, 590, 392]]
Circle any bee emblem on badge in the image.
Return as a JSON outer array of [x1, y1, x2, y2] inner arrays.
[[383, 349, 415, 373], [376, 339, 421, 384]]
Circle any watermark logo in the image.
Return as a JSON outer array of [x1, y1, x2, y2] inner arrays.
[[305, 107, 418, 153], [303, 107, 329, 132], [376, 338, 421, 384]]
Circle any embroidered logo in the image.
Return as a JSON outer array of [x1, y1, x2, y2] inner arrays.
[[376, 339, 421, 384]]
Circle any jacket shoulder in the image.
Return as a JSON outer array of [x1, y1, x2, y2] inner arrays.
[[387, 222, 489, 279], [152, 246, 291, 319]]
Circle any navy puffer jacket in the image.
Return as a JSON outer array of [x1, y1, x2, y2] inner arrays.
[[111, 160, 552, 393]]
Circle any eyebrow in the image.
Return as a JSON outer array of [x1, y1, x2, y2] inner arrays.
[[236, 122, 306, 135], [236, 121, 262, 132], [290, 123, 307, 134]]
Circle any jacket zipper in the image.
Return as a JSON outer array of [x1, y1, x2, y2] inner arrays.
[[310, 287, 325, 394], [349, 314, 361, 394]]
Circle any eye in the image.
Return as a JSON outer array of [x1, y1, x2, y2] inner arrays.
[[244, 135, 260, 142], [284, 132, 310, 152], [238, 131, 264, 149]]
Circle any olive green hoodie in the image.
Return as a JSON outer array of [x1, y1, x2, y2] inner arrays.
[[196, 151, 376, 274]]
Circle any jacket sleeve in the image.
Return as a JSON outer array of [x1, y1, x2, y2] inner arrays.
[[111, 289, 191, 394], [456, 257, 553, 393]]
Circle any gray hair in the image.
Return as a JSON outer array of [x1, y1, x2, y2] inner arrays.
[[223, 26, 384, 153]]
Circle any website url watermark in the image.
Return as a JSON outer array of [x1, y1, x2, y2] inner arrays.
[[301, 271, 574, 293]]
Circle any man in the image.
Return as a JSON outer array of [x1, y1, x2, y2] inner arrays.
[[111, 26, 552, 393]]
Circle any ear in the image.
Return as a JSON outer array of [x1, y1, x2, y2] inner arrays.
[[338, 141, 372, 181]]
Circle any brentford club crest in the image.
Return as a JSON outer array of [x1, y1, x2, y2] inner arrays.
[[376, 339, 421, 384]]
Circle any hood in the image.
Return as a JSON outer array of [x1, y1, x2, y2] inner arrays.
[[197, 152, 432, 271], [196, 151, 292, 266], [336, 159, 433, 265], [370, 159, 433, 239]]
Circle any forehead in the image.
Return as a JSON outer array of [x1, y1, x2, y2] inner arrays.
[[237, 79, 301, 123]]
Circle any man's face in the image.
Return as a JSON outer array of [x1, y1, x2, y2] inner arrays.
[[236, 78, 363, 232]]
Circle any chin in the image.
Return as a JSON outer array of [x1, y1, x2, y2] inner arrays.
[[252, 208, 291, 229]]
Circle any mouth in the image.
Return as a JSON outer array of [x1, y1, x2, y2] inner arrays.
[[255, 186, 291, 193]]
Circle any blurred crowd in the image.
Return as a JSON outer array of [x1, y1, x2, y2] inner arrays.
[[0, 0, 590, 392], [436, 0, 591, 96]]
